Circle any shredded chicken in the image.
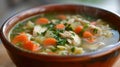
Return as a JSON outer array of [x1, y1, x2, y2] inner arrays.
[[33, 25, 47, 36], [60, 31, 81, 46]]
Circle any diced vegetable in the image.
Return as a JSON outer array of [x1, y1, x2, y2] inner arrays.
[[83, 31, 93, 38], [48, 46, 57, 52], [26, 21, 34, 29], [12, 32, 28, 44], [57, 46, 66, 50], [45, 30, 54, 37], [57, 14, 67, 20], [55, 24, 65, 30], [72, 47, 84, 54], [93, 28, 98, 34], [43, 38, 57, 46], [36, 17, 49, 24], [34, 36, 45, 44], [74, 26, 83, 34], [23, 41, 40, 51], [71, 47, 75, 52]]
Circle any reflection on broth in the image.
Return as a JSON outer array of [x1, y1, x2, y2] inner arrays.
[[9, 13, 119, 55]]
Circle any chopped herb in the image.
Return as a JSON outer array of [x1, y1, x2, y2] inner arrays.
[[42, 23, 55, 30], [65, 24, 73, 31], [41, 30, 47, 36], [10, 22, 25, 39], [71, 33, 75, 36], [30, 37, 35, 41], [55, 20, 61, 24], [71, 47, 75, 52], [80, 23, 89, 34], [53, 29, 63, 36], [64, 23, 68, 26], [93, 28, 98, 34], [37, 32, 41, 36], [78, 32, 83, 37], [83, 23, 89, 30], [51, 47, 57, 52], [57, 37, 67, 46]]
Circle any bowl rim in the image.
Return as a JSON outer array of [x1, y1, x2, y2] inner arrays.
[[1, 3, 120, 61]]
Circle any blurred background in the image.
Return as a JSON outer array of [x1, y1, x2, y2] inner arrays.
[[0, 0, 120, 67], [0, 0, 120, 27]]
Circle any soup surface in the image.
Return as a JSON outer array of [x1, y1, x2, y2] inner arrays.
[[9, 13, 119, 55]]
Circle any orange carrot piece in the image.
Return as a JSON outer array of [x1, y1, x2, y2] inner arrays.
[[23, 41, 39, 51], [12, 32, 28, 44], [57, 14, 67, 20], [36, 17, 49, 24], [55, 24, 65, 30], [43, 38, 57, 46], [83, 31, 93, 38], [74, 26, 83, 34]]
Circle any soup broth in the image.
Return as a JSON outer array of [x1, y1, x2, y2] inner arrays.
[[9, 13, 119, 55]]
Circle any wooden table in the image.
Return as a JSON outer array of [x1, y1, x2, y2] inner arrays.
[[0, 44, 120, 67]]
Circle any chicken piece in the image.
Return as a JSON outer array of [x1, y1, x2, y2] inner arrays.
[[67, 18, 75, 24], [60, 31, 72, 39], [71, 31, 81, 46], [60, 31, 81, 46], [33, 25, 47, 36], [75, 18, 90, 25], [51, 19, 58, 24]]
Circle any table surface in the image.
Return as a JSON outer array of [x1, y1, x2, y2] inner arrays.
[[0, 44, 120, 67]]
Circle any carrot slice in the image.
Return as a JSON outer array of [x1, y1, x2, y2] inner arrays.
[[83, 31, 93, 38], [43, 38, 57, 46], [55, 24, 65, 30], [36, 17, 49, 24], [23, 41, 39, 51], [74, 26, 83, 34], [57, 14, 67, 20], [12, 32, 28, 44]]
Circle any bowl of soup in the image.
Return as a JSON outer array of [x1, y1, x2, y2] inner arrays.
[[0, 4, 120, 67]]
